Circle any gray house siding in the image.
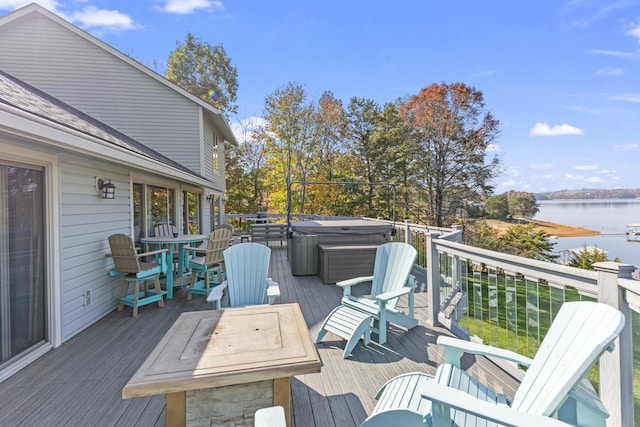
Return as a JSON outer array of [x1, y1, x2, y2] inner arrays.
[[0, 12, 209, 178], [58, 154, 131, 340], [203, 119, 226, 190]]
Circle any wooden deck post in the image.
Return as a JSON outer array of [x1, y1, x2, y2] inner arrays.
[[594, 261, 636, 427]]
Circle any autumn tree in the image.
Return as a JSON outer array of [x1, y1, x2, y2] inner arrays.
[[506, 191, 539, 219], [259, 82, 316, 214], [225, 117, 268, 213], [165, 33, 239, 115], [400, 82, 501, 227], [485, 193, 510, 219], [345, 97, 382, 216], [307, 91, 347, 214]]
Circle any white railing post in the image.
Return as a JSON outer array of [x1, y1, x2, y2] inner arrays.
[[425, 232, 440, 326], [594, 261, 636, 427], [404, 220, 412, 245]]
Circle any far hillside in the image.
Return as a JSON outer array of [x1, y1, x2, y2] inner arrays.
[[535, 188, 640, 200]]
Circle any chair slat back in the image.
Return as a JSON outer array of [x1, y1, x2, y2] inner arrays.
[[108, 234, 141, 273], [154, 224, 177, 237], [511, 301, 625, 416], [370, 242, 418, 309], [205, 228, 233, 264], [224, 243, 271, 307]]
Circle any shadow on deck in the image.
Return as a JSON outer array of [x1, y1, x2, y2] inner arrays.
[[0, 245, 521, 426]]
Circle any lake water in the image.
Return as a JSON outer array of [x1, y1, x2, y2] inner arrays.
[[535, 198, 640, 267]]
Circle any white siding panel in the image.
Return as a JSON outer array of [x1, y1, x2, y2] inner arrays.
[[0, 13, 205, 174], [203, 118, 226, 190], [58, 154, 132, 341]]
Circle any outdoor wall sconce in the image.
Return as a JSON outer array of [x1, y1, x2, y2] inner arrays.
[[206, 194, 214, 203], [96, 177, 116, 199]]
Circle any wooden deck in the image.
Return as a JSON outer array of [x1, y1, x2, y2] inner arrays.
[[0, 245, 522, 426]]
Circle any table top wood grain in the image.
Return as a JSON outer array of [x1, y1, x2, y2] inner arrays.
[[122, 303, 321, 398]]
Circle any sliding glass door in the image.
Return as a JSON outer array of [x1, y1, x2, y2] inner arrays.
[[0, 162, 46, 365]]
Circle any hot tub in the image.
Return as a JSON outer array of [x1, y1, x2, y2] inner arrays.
[[288, 219, 393, 276]]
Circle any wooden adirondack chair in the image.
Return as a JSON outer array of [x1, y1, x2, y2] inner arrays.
[[360, 301, 625, 427], [207, 242, 280, 308], [183, 228, 232, 303], [316, 242, 418, 356], [107, 234, 168, 317]]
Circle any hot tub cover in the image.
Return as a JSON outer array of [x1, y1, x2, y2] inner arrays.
[[289, 219, 393, 235]]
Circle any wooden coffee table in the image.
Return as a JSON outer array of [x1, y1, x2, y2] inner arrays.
[[122, 303, 321, 426]]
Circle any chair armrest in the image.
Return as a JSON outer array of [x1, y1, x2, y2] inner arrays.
[[266, 278, 280, 299], [336, 276, 374, 295], [421, 381, 571, 427], [182, 245, 202, 253], [376, 286, 412, 302], [136, 248, 168, 258], [437, 335, 533, 367]]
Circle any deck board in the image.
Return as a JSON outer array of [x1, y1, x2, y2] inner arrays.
[[0, 244, 521, 426]]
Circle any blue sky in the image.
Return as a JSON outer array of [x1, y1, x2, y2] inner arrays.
[[2, 0, 640, 195]]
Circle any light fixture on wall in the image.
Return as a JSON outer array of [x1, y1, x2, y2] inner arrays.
[[96, 177, 116, 199], [206, 194, 214, 203]]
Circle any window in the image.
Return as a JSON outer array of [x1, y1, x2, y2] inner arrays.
[[132, 183, 176, 241], [212, 134, 218, 172], [183, 191, 201, 234], [0, 162, 46, 363]]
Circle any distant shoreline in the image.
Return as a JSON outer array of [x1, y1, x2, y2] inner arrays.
[[485, 219, 600, 238]]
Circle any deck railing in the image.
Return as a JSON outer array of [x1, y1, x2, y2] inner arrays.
[[388, 219, 638, 427], [226, 214, 638, 425]]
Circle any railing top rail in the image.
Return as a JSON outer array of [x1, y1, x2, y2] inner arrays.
[[434, 238, 598, 293]]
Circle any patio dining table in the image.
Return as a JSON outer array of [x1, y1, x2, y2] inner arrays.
[[140, 234, 207, 299]]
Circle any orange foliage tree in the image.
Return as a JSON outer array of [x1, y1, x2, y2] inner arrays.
[[400, 82, 501, 227]]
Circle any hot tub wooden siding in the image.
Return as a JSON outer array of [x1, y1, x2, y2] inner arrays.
[[318, 243, 382, 284]]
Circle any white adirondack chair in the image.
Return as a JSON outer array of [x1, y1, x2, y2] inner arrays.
[[316, 242, 418, 355], [207, 242, 280, 308], [360, 301, 625, 427]]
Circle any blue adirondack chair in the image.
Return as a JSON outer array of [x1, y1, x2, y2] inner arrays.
[[360, 301, 625, 427], [107, 233, 168, 317], [207, 242, 280, 308], [316, 242, 418, 358], [183, 228, 232, 303]]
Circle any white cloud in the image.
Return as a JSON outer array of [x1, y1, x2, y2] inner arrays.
[[563, 173, 601, 184], [0, 0, 60, 13], [158, 0, 224, 14], [70, 6, 137, 32], [600, 169, 617, 174], [231, 116, 268, 144], [486, 143, 500, 152], [529, 122, 584, 137], [472, 70, 495, 77], [626, 20, 640, 42], [612, 143, 639, 150], [610, 94, 640, 103], [573, 165, 598, 171], [590, 49, 637, 59], [594, 66, 623, 76], [543, 174, 554, 180], [531, 163, 553, 169]]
